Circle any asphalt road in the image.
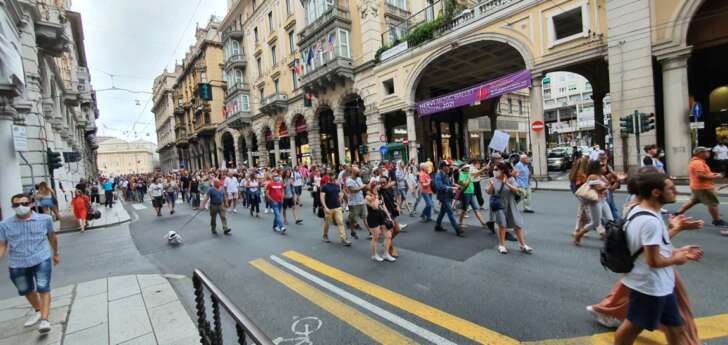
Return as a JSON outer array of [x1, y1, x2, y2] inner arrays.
[[2, 190, 726, 344]]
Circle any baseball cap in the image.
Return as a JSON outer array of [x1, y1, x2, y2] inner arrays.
[[693, 146, 710, 155], [439, 161, 450, 168]]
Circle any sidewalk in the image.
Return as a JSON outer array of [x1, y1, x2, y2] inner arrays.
[[537, 179, 728, 196], [55, 202, 131, 233], [0, 274, 198, 345]]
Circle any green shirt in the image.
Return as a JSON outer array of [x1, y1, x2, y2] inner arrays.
[[459, 171, 474, 194]]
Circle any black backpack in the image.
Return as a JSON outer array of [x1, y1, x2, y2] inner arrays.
[[600, 210, 657, 273]]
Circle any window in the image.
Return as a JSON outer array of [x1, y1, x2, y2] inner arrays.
[[518, 100, 523, 114], [274, 79, 280, 94], [306, 0, 335, 25], [383, 79, 394, 95], [259, 88, 264, 102], [233, 69, 243, 84], [254, 27, 259, 43], [286, 0, 293, 16], [337, 29, 350, 59], [256, 57, 262, 76], [507, 98, 513, 113], [268, 12, 273, 32], [559, 87, 566, 94], [292, 68, 299, 89], [271, 46, 277, 65], [568, 84, 577, 92], [288, 31, 296, 54], [550, 6, 586, 42], [585, 82, 592, 91], [543, 89, 552, 99], [241, 95, 250, 111], [252, 0, 256, 10], [386, 0, 406, 10], [225, 40, 241, 60]]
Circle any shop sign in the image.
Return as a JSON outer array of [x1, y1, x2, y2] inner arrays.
[[295, 116, 307, 133]]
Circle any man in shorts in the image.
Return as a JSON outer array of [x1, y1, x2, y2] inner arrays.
[[292, 168, 304, 207], [676, 146, 728, 233], [347, 167, 367, 240], [615, 170, 703, 344], [224, 171, 239, 213], [0, 193, 59, 334]]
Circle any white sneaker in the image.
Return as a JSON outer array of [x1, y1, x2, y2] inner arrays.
[[399, 223, 408, 230], [586, 306, 621, 328], [371, 254, 383, 262], [383, 254, 397, 262], [264, 209, 269, 214], [38, 319, 51, 334], [233, 209, 238, 213], [24, 311, 41, 327]]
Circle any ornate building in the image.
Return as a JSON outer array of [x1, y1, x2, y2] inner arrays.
[[96, 137, 157, 176], [0, 0, 99, 219], [152, 68, 180, 171]]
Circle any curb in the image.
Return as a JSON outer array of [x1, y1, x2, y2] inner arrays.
[[57, 217, 132, 234]]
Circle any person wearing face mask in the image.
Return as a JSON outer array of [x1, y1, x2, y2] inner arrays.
[[148, 179, 165, 217], [202, 180, 231, 235], [487, 162, 533, 254], [0, 193, 59, 334]]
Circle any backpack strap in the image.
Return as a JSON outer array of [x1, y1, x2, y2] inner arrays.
[[625, 210, 660, 260]]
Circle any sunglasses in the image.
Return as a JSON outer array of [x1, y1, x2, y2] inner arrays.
[[12, 202, 31, 207]]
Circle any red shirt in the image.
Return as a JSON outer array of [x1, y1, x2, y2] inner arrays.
[[321, 175, 330, 185], [266, 181, 284, 203], [419, 171, 433, 193]]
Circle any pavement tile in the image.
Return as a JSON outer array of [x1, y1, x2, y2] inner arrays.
[[0, 295, 30, 311], [140, 281, 177, 309], [147, 300, 197, 345], [108, 294, 153, 345], [66, 292, 107, 334], [0, 306, 30, 323], [51, 284, 75, 298], [117, 333, 157, 345], [108, 275, 141, 301], [51, 295, 73, 309], [75, 278, 107, 298], [0, 323, 63, 345], [136, 274, 167, 289], [63, 322, 109, 345], [0, 306, 68, 340]]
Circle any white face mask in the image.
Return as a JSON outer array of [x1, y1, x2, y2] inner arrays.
[[494, 171, 502, 178], [13, 205, 31, 217]]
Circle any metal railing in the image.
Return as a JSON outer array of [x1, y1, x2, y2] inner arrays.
[[380, 0, 444, 48], [299, 3, 351, 45], [192, 269, 274, 345]]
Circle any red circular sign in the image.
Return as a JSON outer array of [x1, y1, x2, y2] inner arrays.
[[531, 120, 545, 132]]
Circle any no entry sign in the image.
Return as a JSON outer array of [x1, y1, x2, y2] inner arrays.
[[531, 120, 545, 132]]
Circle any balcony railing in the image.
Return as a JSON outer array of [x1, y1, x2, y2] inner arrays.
[[35, 3, 70, 56], [225, 81, 250, 99], [299, 4, 351, 47], [224, 54, 247, 70], [384, 3, 411, 20], [260, 93, 288, 114], [193, 269, 274, 345], [219, 108, 252, 129], [222, 28, 244, 41], [300, 57, 353, 93], [379, 0, 520, 62]]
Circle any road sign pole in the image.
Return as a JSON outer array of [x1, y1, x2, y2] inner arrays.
[[634, 111, 641, 167]]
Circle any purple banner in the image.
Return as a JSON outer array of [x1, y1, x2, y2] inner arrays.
[[416, 69, 532, 117]]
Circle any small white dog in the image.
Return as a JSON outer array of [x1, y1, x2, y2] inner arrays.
[[165, 231, 183, 245]]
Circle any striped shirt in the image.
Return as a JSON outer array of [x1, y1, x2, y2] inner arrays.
[[0, 212, 54, 268]]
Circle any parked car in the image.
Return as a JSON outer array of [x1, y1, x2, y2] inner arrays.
[[547, 148, 573, 171]]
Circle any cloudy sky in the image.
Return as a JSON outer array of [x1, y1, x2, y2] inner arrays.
[[71, 0, 228, 144]]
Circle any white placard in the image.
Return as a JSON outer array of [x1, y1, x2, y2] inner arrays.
[[12, 125, 28, 151], [689, 122, 705, 129], [488, 130, 510, 152], [380, 41, 409, 61]]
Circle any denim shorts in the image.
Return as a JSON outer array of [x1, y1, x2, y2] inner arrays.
[[294, 186, 302, 195], [9, 259, 52, 295], [461, 193, 480, 211], [626, 288, 682, 331]]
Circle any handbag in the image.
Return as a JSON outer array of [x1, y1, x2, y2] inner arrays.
[[575, 182, 599, 203], [489, 182, 506, 211]]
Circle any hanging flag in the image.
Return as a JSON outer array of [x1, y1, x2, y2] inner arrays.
[[306, 47, 314, 65], [327, 33, 335, 53], [291, 59, 298, 75], [315, 41, 322, 54]]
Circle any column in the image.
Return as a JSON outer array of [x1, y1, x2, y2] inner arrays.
[[0, 102, 23, 221], [257, 142, 268, 167], [365, 107, 383, 163], [273, 139, 280, 167], [659, 51, 692, 179], [233, 134, 243, 169], [247, 150, 254, 167], [335, 118, 346, 165], [405, 107, 418, 163], [307, 125, 322, 164], [289, 135, 297, 167], [529, 74, 547, 178], [592, 90, 606, 148]]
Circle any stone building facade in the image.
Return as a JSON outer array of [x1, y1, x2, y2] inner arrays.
[[96, 137, 156, 176], [152, 68, 180, 172], [0, 0, 99, 219]]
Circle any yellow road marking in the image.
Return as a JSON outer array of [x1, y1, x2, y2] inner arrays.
[[524, 313, 728, 344], [249, 259, 418, 345], [282, 250, 520, 345]]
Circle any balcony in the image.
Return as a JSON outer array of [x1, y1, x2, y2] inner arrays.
[[224, 54, 247, 71], [222, 28, 244, 41], [174, 105, 185, 115], [194, 102, 211, 116], [260, 93, 288, 114], [35, 3, 70, 57], [219, 109, 252, 129], [85, 121, 97, 134], [63, 80, 80, 106], [225, 81, 250, 99], [194, 114, 216, 136], [176, 129, 189, 146], [384, 3, 410, 20], [299, 4, 351, 47], [300, 57, 353, 93]]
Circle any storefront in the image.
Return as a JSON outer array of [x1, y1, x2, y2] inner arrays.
[[264, 128, 275, 167], [278, 122, 291, 166], [293, 115, 311, 166]]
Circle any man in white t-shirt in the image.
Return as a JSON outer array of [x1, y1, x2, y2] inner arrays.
[[712, 141, 728, 176], [615, 170, 704, 345], [223, 172, 239, 213], [292, 170, 304, 206]]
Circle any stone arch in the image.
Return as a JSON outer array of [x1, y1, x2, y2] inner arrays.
[[671, 0, 708, 48], [404, 32, 536, 105], [270, 115, 286, 138], [284, 106, 306, 130]]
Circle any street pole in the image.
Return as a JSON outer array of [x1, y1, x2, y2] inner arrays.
[[634, 110, 641, 167]]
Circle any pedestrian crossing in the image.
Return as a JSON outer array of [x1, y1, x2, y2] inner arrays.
[[250, 251, 728, 345]]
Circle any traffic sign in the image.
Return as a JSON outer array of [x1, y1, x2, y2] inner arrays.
[[531, 120, 544, 132], [691, 102, 703, 120], [689, 122, 705, 129], [379, 145, 388, 155]]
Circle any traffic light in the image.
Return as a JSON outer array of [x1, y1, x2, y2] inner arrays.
[[198, 83, 212, 101], [619, 115, 634, 135], [639, 112, 655, 133], [47, 148, 63, 172], [359, 144, 368, 156]]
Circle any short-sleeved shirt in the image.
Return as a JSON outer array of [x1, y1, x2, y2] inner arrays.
[[163, 181, 178, 194], [688, 157, 714, 190], [0, 213, 54, 268], [321, 183, 341, 209], [207, 187, 225, 205], [458, 171, 474, 194], [149, 183, 164, 197], [292, 172, 303, 187], [284, 179, 294, 199], [347, 177, 365, 205], [622, 206, 674, 297], [713, 144, 728, 160], [514, 162, 530, 188], [419, 171, 432, 194], [395, 169, 407, 190], [103, 181, 113, 191], [224, 177, 239, 194], [266, 181, 284, 203]]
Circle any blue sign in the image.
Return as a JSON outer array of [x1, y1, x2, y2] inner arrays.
[[691, 102, 703, 119], [379, 145, 388, 155]]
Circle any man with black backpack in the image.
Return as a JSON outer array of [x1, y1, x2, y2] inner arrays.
[[614, 170, 704, 345]]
